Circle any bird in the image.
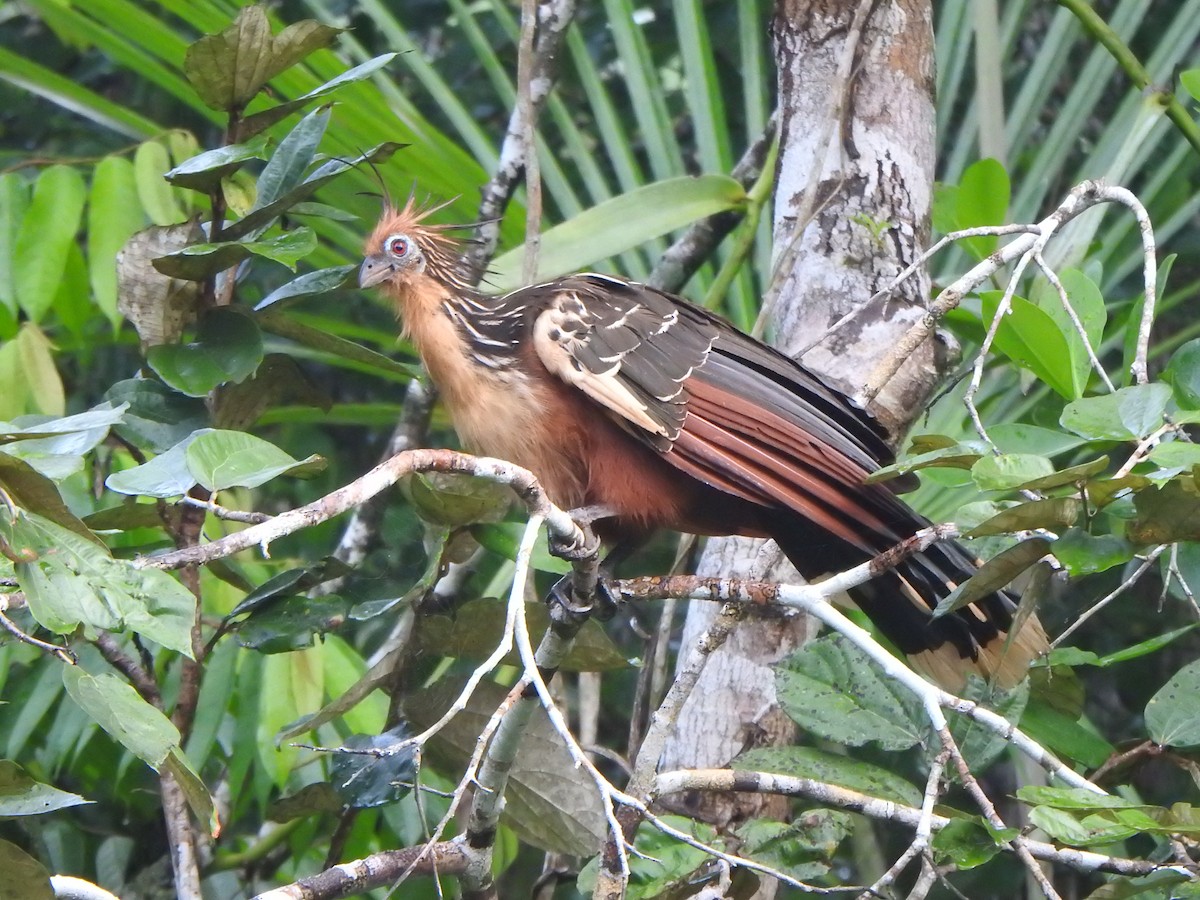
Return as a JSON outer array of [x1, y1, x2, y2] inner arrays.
[[358, 198, 1048, 690]]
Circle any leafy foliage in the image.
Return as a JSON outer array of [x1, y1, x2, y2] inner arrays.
[[0, 1, 1197, 898]]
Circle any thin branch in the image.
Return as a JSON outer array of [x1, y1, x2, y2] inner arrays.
[[1052, 546, 1167, 648], [0, 609, 74, 663], [861, 180, 1158, 404], [655, 769, 1189, 879], [134, 449, 587, 572], [253, 839, 470, 900]]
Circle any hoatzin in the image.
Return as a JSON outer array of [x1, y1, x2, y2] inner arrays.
[[359, 199, 1047, 690]]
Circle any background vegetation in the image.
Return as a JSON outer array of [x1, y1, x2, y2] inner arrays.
[[0, 0, 1199, 897]]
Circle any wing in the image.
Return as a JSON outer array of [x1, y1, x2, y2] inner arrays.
[[528, 274, 900, 514]]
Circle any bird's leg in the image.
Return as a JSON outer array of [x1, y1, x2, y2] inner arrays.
[[545, 505, 626, 622], [547, 535, 643, 624]]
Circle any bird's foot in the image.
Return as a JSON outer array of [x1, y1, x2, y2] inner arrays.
[[546, 573, 621, 625]]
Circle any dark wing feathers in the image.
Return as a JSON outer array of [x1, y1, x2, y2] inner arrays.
[[523, 274, 1042, 683]]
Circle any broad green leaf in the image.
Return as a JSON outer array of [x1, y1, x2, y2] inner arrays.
[[955, 158, 1010, 258], [4, 510, 195, 655], [868, 440, 987, 483], [1051, 528, 1134, 577], [165, 135, 271, 191], [162, 749, 217, 835], [1060, 384, 1172, 442], [151, 227, 317, 280], [238, 54, 398, 138], [62, 668, 179, 767], [734, 813, 849, 881], [407, 472, 512, 527], [88, 156, 146, 324], [1084, 871, 1194, 900], [967, 498, 1081, 536], [971, 453, 1055, 491], [134, 141, 185, 226], [184, 428, 324, 491], [933, 538, 1051, 618], [184, 7, 340, 111], [105, 378, 207, 452], [981, 292, 1078, 400], [489, 175, 747, 291], [234, 593, 352, 653], [221, 143, 402, 241], [10, 324, 64, 419], [255, 106, 331, 209], [214, 353, 328, 431], [734, 746, 920, 806], [1018, 702, 1113, 769], [1128, 482, 1200, 545], [257, 311, 421, 381], [0, 760, 90, 816], [471, 521, 572, 575], [105, 433, 200, 498], [1097, 625, 1197, 667], [0, 839, 52, 900], [1145, 659, 1200, 748], [329, 726, 415, 808], [267, 782, 345, 822], [13, 165, 86, 322], [775, 635, 925, 751], [1149, 441, 1200, 471], [1033, 268, 1107, 398], [1017, 456, 1109, 491], [1183, 68, 1200, 101], [931, 818, 1005, 869], [951, 675, 1030, 771], [0, 173, 30, 319], [253, 265, 356, 311], [146, 308, 263, 397], [989, 423, 1090, 457]]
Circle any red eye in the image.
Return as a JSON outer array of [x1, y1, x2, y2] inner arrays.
[[387, 236, 410, 257]]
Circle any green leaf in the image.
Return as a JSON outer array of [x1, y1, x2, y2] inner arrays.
[[1097, 625, 1197, 667], [775, 635, 925, 751], [134, 141, 185, 226], [1051, 528, 1134, 577], [967, 498, 1081, 536], [185, 429, 325, 491], [162, 749, 217, 834], [981, 292, 1078, 400], [971, 453, 1055, 491], [268, 782, 345, 822], [0, 173, 29, 321], [88, 157, 146, 324], [3, 510, 195, 656], [183, 7, 341, 111], [407, 472, 512, 527], [1145, 659, 1200, 748], [151, 226, 317, 280], [254, 265, 355, 311], [488, 175, 747, 291], [734, 746, 920, 806], [1033, 268, 1107, 399], [990, 423, 1091, 457], [868, 440, 987, 483], [735, 813, 849, 880], [105, 433, 200, 498], [955, 158, 1010, 258], [221, 143, 402, 241], [329, 726, 415, 809], [165, 135, 271, 191], [1085, 871, 1194, 900], [1060, 384, 1173, 442], [0, 839, 52, 900], [471, 521, 572, 575], [238, 54, 398, 138], [255, 106, 330, 210], [1017, 456, 1110, 491], [146, 308, 263, 397], [931, 818, 1005, 869], [934, 539, 1051, 618], [1018, 701, 1113, 769], [105, 378, 207, 452], [1183, 68, 1200, 102], [234, 593, 351, 653], [1148, 441, 1200, 471], [0, 760, 91, 816], [62, 668, 179, 768], [13, 165, 86, 322]]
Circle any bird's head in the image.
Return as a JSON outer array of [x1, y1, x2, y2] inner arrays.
[[358, 198, 462, 299]]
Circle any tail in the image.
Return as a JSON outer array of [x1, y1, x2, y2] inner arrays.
[[771, 523, 1048, 692]]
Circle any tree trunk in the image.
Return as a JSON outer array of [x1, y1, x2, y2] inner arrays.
[[660, 0, 942, 843]]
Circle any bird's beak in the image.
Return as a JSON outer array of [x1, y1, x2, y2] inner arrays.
[[358, 255, 394, 289]]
